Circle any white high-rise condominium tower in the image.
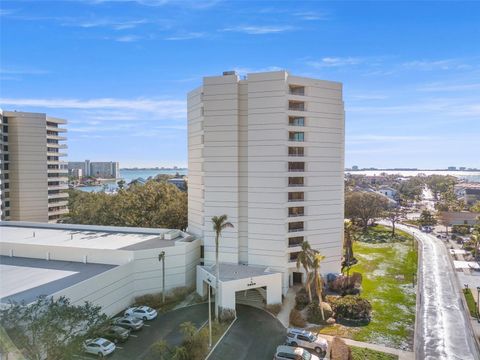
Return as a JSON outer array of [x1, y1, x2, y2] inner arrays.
[[188, 70, 344, 294], [0, 110, 68, 222]]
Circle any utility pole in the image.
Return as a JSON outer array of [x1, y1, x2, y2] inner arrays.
[[158, 251, 166, 303], [208, 283, 212, 348]]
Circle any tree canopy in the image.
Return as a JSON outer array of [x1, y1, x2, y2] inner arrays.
[[345, 192, 390, 232], [66, 180, 188, 229]]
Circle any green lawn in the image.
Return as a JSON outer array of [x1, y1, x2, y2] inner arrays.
[[319, 230, 417, 350], [351, 346, 399, 360], [463, 288, 478, 318]]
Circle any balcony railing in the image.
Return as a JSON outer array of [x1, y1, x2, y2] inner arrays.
[[289, 101, 305, 111], [289, 86, 305, 96]]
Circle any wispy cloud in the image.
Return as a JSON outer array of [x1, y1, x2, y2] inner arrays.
[[349, 134, 436, 143], [72, 18, 148, 30], [0, 97, 186, 119], [88, 0, 220, 8], [112, 35, 142, 42], [165, 32, 205, 41], [417, 81, 480, 92], [293, 11, 328, 21], [0, 66, 50, 75], [401, 59, 472, 71], [222, 25, 294, 35], [233, 66, 284, 76], [307, 57, 364, 68]]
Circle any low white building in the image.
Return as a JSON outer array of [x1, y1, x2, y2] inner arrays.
[[0, 221, 200, 316]]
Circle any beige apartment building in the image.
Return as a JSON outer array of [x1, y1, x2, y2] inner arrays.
[[189, 71, 345, 295], [0, 110, 68, 222]]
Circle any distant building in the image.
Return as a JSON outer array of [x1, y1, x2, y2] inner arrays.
[[69, 168, 83, 179], [448, 166, 457, 171], [0, 110, 68, 223], [376, 186, 398, 201], [455, 184, 480, 205], [69, 160, 120, 179], [459, 167, 466, 171]]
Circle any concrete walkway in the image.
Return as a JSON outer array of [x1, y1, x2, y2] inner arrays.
[[277, 286, 297, 328]]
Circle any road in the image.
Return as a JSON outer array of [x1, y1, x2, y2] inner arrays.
[[208, 304, 286, 360], [396, 223, 480, 360]]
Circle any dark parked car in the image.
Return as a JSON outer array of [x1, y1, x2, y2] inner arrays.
[[100, 326, 130, 343]]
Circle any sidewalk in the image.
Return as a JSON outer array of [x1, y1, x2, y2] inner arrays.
[[276, 286, 297, 328]]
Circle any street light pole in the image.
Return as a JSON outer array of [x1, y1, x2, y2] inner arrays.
[[208, 283, 212, 349], [477, 286, 480, 322], [158, 251, 166, 303]]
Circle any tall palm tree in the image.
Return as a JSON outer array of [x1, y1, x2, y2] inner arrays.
[[342, 222, 358, 286], [211, 215, 234, 319], [296, 241, 314, 303], [311, 252, 326, 321]]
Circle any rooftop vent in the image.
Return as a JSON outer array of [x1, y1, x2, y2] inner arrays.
[[223, 71, 236, 76]]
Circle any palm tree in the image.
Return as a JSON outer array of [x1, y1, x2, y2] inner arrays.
[[296, 241, 314, 303], [311, 252, 326, 321], [342, 222, 358, 286], [211, 215, 234, 319]]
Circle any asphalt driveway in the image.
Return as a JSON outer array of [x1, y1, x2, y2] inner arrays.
[[208, 304, 286, 360]]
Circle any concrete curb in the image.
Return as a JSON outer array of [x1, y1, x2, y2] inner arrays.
[[204, 315, 238, 360]]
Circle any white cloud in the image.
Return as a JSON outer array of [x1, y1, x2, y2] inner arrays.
[[0, 97, 186, 120], [401, 59, 471, 71], [233, 66, 284, 76], [0, 66, 49, 75], [349, 134, 435, 143], [88, 0, 220, 8], [417, 82, 480, 92], [74, 18, 148, 30], [293, 11, 328, 21], [307, 57, 364, 68], [164, 32, 205, 40], [222, 25, 294, 35], [113, 35, 142, 42]]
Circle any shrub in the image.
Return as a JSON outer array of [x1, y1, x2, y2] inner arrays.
[[289, 308, 306, 327], [330, 336, 352, 360], [330, 295, 372, 323], [329, 273, 362, 295], [295, 289, 310, 310], [135, 287, 191, 310], [266, 303, 282, 316], [306, 301, 333, 324], [219, 308, 236, 323]]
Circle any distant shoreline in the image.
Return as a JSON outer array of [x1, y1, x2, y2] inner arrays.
[[347, 168, 479, 172], [120, 168, 187, 171]]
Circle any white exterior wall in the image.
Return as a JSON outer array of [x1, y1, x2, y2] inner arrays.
[[1, 230, 201, 316], [188, 71, 344, 294]]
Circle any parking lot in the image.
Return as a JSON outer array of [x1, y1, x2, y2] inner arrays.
[[75, 303, 208, 359]]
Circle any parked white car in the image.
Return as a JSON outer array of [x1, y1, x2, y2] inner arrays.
[[124, 306, 158, 321], [83, 338, 115, 358], [274, 345, 319, 360], [286, 328, 328, 355]]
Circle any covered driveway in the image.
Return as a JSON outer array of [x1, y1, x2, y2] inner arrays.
[[208, 304, 286, 360]]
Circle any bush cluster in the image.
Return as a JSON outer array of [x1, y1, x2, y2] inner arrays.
[[357, 231, 410, 243], [134, 287, 191, 311], [295, 289, 310, 310], [330, 337, 352, 360], [330, 295, 372, 323], [306, 301, 334, 324], [289, 308, 306, 327]]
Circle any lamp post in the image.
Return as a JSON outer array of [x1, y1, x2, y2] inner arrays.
[[208, 282, 212, 349], [158, 251, 166, 303], [477, 286, 480, 322]]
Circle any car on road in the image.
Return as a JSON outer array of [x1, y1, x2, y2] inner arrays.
[[99, 325, 130, 343], [83, 338, 116, 358], [274, 345, 320, 360], [124, 306, 158, 321], [286, 328, 328, 356], [113, 316, 144, 331]]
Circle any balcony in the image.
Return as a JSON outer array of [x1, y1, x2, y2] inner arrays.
[[288, 101, 305, 111], [48, 192, 69, 200], [48, 184, 69, 191], [48, 200, 68, 208], [288, 162, 305, 172], [47, 151, 67, 157], [46, 126, 67, 133], [288, 221, 304, 233], [46, 134, 67, 141], [288, 206, 305, 217], [288, 116, 305, 126], [289, 252, 301, 262], [289, 85, 305, 96], [289, 132, 304, 142], [48, 208, 69, 216], [47, 168, 69, 174], [288, 236, 304, 248]]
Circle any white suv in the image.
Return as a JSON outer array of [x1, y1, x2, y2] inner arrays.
[[286, 328, 328, 356], [274, 345, 319, 360]]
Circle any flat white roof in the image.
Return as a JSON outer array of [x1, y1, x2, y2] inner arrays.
[[202, 263, 280, 282], [0, 256, 116, 304], [0, 222, 187, 250]]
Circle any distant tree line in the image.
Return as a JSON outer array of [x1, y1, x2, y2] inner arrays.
[[65, 180, 188, 230]]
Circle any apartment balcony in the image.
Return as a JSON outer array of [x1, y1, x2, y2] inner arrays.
[[289, 85, 305, 96], [47, 117, 67, 125], [48, 192, 69, 200], [46, 125, 67, 133], [46, 143, 68, 149], [47, 168, 69, 174], [48, 208, 69, 216], [48, 184, 69, 191], [47, 151, 67, 157], [46, 134, 67, 141], [48, 176, 69, 182], [48, 200, 68, 207], [288, 101, 305, 111]]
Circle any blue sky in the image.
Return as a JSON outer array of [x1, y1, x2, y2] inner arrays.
[[1, 0, 479, 169]]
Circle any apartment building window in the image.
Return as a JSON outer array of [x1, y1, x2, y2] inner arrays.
[[288, 192, 304, 202], [4, 201, 10, 208], [288, 221, 304, 232], [288, 236, 304, 247], [288, 162, 305, 172], [3, 163, 8, 170], [288, 147, 304, 157], [2, 125, 7, 133], [4, 183, 9, 189], [2, 117, 8, 124], [46, 122, 58, 128], [3, 136, 8, 142], [289, 252, 300, 261], [4, 173, 8, 180], [3, 145, 8, 151], [289, 85, 305, 96], [289, 101, 305, 111], [289, 132, 304, 142], [288, 177, 304, 187], [289, 206, 304, 217], [289, 117, 305, 126], [3, 155, 8, 162]]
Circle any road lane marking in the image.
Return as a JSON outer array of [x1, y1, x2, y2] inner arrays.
[[130, 334, 138, 338], [116, 346, 123, 350], [143, 324, 151, 327]]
